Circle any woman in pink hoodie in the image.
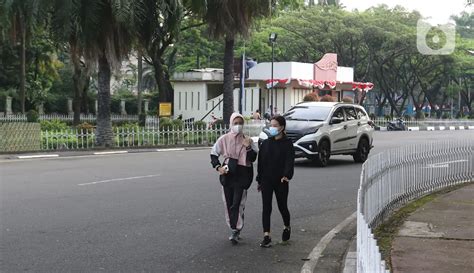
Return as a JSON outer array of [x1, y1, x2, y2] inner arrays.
[[210, 113, 258, 245]]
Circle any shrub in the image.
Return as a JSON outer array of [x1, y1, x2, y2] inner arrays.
[[171, 119, 184, 129], [115, 122, 140, 132], [369, 113, 376, 120], [159, 117, 173, 130], [76, 122, 94, 133], [193, 120, 207, 129], [210, 119, 226, 129], [303, 92, 319, 102], [319, 95, 336, 102], [40, 119, 69, 131], [26, 110, 39, 122], [342, 96, 354, 103]]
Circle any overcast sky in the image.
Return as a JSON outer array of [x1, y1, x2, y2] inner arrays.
[[341, 0, 472, 25]]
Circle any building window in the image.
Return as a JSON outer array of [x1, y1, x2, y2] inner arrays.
[[198, 92, 200, 110], [185, 92, 188, 110], [179, 92, 182, 110]]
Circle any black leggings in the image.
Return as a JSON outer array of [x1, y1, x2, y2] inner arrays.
[[261, 181, 290, 233]]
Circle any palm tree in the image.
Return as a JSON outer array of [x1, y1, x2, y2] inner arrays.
[[133, 0, 186, 115], [51, 0, 135, 146], [1, 0, 47, 113], [191, 0, 270, 124]]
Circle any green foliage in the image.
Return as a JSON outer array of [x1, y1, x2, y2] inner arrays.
[[26, 110, 39, 122], [159, 117, 184, 130], [40, 119, 68, 131], [115, 122, 140, 132], [193, 120, 207, 129], [210, 119, 225, 129]]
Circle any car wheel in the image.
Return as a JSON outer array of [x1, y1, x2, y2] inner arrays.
[[353, 138, 370, 163], [314, 140, 330, 167]]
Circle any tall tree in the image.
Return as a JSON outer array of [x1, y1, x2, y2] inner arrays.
[[134, 0, 191, 115], [1, 0, 48, 113], [192, 0, 270, 124], [51, 0, 135, 146]]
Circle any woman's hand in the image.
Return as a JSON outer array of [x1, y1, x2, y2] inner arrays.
[[281, 177, 289, 183], [243, 136, 252, 147], [218, 166, 228, 175]]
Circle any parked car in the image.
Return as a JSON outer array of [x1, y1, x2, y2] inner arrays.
[[258, 102, 375, 167]]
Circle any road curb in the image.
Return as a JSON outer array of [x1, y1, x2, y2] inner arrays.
[[375, 125, 474, 131], [2, 146, 212, 161]]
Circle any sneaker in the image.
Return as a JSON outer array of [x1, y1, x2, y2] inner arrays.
[[282, 227, 291, 242], [236, 230, 242, 240], [229, 230, 239, 245], [260, 235, 272, 248]]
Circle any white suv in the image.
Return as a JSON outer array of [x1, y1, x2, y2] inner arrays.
[[259, 102, 374, 167]]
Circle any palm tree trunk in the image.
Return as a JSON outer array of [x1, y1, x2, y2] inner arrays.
[[81, 77, 90, 114], [72, 77, 82, 125], [154, 59, 171, 113], [96, 54, 113, 147], [223, 37, 235, 124], [19, 15, 26, 114], [137, 50, 143, 115]]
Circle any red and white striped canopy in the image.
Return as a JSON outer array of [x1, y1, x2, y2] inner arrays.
[[265, 79, 374, 91]]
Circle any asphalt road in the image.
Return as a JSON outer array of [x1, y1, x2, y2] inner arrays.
[[1, 130, 472, 273]]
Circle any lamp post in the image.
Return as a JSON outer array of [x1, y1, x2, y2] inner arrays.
[[269, 32, 277, 117]]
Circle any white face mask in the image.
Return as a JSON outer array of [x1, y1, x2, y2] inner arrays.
[[231, 125, 243, 134]]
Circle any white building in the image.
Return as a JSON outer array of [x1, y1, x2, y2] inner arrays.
[[172, 69, 260, 121], [171, 54, 373, 121]]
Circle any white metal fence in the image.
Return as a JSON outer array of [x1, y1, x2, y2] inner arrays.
[[357, 140, 474, 273], [372, 118, 474, 129], [0, 113, 144, 123], [40, 121, 266, 151]]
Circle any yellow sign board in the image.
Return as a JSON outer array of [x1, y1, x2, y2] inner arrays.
[[159, 103, 172, 117]]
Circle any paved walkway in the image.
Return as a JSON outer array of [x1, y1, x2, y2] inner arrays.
[[391, 183, 474, 273]]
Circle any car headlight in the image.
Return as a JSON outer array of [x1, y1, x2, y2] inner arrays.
[[304, 127, 319, 136]]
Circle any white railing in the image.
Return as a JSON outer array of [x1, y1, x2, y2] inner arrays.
[[357, 140, 474, 273], [40, 121, 265, 151], [0, 113, 145, 123], [372, 118, 474, 128]]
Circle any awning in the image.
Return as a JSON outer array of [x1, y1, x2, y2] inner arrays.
[[265, 79, 374, 91], [265, 79, 291, 89], [347, 82, 374, 91]]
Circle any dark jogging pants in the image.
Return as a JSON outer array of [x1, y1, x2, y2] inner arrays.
[[222, 167, 250, 231], [261, 181, 290, 233]]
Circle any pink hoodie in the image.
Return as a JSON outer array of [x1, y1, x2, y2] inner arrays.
[[216, 113, 247, 166]]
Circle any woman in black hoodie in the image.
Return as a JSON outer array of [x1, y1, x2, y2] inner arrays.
[[256, 115, 295, 247]]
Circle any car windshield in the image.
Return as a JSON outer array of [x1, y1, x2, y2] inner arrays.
[[284, 106, 332, 121]]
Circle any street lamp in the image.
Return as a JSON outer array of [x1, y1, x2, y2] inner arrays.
[[269, 32, 277, 117]]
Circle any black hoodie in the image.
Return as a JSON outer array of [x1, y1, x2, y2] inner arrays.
[[256, 135, 295, 184]]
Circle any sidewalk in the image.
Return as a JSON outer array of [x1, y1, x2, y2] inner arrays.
[[391, 183, 474, 273]]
